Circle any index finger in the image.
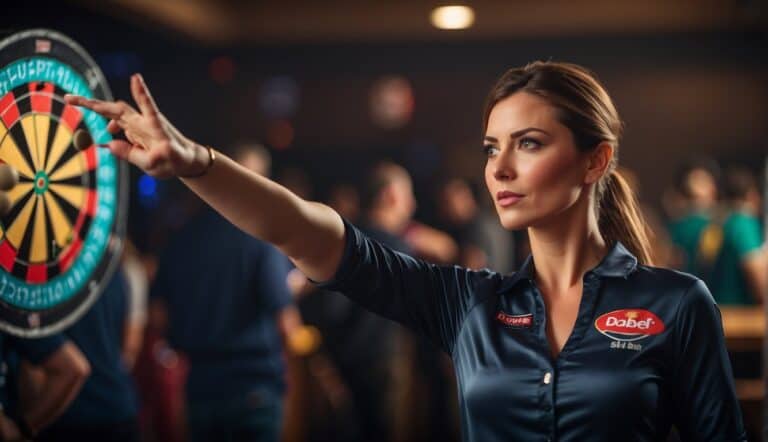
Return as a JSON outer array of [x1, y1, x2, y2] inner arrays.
[[64, 94, 131, 120]]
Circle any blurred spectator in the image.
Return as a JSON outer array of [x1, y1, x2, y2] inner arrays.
[[149, 145, 297, 442], [666, 158, 721, 277], [708, 167, 766, 304], [326, 183, 361, 224], [302, 161, 413, 442], [432, 178, 516, 270], [0, 334, 89, 440], [120, 239, 149, 371], [35, 270, 141, 442], [232, 142, 272, 177]]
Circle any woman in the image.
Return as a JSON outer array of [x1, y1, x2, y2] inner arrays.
[[66, 61, 745, 441]]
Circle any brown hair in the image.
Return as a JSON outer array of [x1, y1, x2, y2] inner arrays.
[[483, 61, 653, 265]]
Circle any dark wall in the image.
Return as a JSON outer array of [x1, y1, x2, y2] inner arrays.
[[7, 1, 767, 249]]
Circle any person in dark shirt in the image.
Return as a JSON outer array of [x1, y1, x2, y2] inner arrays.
[[709, 166, 766, 305], [302, 161, 417, 441], [68, 60, 745, 440], [150, 145, 296, 442], [34, 269, 141, 441], [0, 333, 89, 440]]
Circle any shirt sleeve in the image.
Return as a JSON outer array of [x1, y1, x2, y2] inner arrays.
[[6, 333, 66, 365], [316, 219, 495, 354], [730, 215, 763, 259], [670, 279, 747, 441]]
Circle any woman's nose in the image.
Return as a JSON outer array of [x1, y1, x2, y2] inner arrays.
[[493, 151, 515, 181]]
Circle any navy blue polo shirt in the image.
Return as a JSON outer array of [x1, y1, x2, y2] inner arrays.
[[52, 270, 138, 425], [318, 220, 746, 442], [151, 208, 292, 401]]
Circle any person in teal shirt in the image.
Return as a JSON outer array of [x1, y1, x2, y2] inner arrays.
[[709, 167, 766, 305], [666, 159, 720, 278]]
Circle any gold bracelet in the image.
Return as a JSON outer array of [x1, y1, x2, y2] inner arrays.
[[181, 145, 216, 178]]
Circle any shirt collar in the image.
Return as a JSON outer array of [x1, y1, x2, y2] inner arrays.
[[497, 241, 638, 293]]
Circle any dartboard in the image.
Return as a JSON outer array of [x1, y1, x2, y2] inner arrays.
[[0, 29, 127, 337]]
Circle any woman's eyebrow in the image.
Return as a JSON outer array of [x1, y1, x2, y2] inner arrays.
[[509, 127, 550, 138], [484, 127, 550, 143]]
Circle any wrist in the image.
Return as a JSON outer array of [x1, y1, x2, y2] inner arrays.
[[179, 143, 216, 178]]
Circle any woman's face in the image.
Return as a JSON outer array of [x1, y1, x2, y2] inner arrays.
[[483, 92, 592, 230]]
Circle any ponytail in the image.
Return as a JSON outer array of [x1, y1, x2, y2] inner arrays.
[[598, 170, 654, 265]]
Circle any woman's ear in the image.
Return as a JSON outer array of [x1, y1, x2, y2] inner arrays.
[[585, 142, 613, 185]]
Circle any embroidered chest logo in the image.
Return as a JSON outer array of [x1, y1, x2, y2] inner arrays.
[[595, 309, 665, 351], [496, 311, 533, 329]]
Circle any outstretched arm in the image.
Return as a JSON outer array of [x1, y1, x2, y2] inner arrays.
[[65, 74, 344, 282]]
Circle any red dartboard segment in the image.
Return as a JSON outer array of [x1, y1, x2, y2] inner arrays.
[[84, 188, 97, 217], [0, 241, 17, 272], [29, 82, 54, 114], [0, 92, 20, 127], [26, 263, 47, 283], [59, 104, 83, 132], [84, 146, 97, 170]]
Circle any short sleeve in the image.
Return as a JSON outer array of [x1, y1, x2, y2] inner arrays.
[[730, 215, 762, 259], [6, 333, 66, 365], [317, 219, 496, 354], [670, 279, 747, 441]]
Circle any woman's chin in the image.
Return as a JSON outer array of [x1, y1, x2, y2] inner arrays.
[[496, 212, 533, 231]]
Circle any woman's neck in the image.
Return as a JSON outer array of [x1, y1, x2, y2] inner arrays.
[[527, 198, 608, 296]]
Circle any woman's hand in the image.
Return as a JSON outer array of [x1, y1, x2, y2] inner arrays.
[[64, 74, 210, 179]]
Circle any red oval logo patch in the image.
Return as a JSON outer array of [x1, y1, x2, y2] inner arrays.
[[594, 309, 665, 342]]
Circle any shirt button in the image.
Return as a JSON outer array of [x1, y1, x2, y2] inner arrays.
[[543, 372, 552, 385]]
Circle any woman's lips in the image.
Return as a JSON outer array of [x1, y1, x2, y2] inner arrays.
[[496, 191, 525, 207]]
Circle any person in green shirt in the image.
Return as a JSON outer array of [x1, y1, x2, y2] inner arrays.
[[709, 167, 766, 305], [666, 159, 720, 277]]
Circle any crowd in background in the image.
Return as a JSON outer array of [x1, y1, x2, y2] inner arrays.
[[0, 143, 765, 441]]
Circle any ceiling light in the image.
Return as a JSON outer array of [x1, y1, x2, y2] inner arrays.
[[430, 5, 475, 30]]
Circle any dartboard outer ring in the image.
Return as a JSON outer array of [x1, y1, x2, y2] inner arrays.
[[0, 29, 128, 337]]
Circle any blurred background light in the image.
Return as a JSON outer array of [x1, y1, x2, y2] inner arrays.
[[430, 5, 475, 30], [267, 119, 295, 150], [137, 173, 159, 208], [259, 76, 300, 118], [369, 76, 414, 129], [209, 56, 235, 84]]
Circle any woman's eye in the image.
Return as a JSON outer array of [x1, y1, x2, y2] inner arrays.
[[483, 144, 499, 157], [519, 138, 541, 150]]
